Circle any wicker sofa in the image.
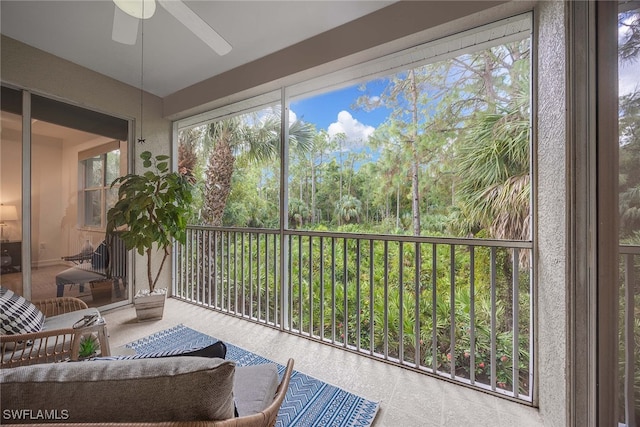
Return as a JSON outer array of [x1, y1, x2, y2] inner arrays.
[[0, 356, 294, 427], [0, 296, 110, 367]]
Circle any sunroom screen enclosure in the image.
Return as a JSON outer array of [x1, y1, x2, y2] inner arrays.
[[174, 14, 535, 403]]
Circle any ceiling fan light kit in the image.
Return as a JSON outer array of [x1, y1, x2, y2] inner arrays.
[[111, 0, 232, 56], [114, 0, 156, 20]]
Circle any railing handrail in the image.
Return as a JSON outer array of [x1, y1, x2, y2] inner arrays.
[[185, 224, 534, 248], [620, 244, 640, 254]]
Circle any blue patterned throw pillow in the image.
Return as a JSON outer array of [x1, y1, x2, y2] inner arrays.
[[0, 287, 45, 335]]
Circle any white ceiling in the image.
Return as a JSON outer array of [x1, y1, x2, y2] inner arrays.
[[1, 0, 395, 98]]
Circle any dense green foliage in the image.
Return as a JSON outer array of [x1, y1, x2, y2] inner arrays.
[[177, 230, 532, 394]]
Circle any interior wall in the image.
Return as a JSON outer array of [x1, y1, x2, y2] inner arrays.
[[31, 133, 63, 266], [1, 34, 171, 298]]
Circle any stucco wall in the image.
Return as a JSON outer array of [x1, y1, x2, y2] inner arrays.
[[1, 34, 171, 299], [535, 0, 569, 425]]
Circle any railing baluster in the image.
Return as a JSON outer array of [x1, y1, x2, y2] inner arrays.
[[273, 234, 278, 326], [297, 235, 303, 332], [241, 232, 245, 317], [190, 229, 195, 302], [512, 248, 520, 398], [356, 239, 361, 352], [490, 247, 497, 391], [343, 238, 348, 348], [399, 241, 404, 363], [288, 235, 293, 330], [226, 231, 231, 312], [431, 243, 437, 373], [331, 237, 336, 343], [450, 244, 456, 379], [320, 236, 325, 341], [470, 246, 476, 385], [231, 231, 236, 312], [624, 252, 636, 427], [200, 229, 205, 304], [249, 233, 253, 318], [369, 239, 375, 355], [384, 240, 389, 360], [414, 242, 421, 368], [309, 235, 313, 336], [206, 229, 210, 304], [257, 233, 261, 321], [265, 233, 270, 323]]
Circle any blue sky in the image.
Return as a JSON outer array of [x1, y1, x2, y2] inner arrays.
[[290, 80, 392, 149]]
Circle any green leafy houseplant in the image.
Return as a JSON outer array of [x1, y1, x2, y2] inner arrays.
[[107, 151, 194, 294]]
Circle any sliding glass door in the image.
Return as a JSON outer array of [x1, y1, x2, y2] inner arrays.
[[0, 87, 23, 295], [0, 87, 131, 308]]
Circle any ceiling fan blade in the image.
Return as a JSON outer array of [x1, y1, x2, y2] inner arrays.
[[157, 0, 232, 56], [112, 4, 139, 45]]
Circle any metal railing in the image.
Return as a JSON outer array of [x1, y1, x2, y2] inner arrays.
[[175, 228, 640, 415], [620, 245, 639, 427], [175, 225, 535, 402]]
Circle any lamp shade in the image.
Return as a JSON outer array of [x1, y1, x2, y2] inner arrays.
[[0, 205, 18, 222]]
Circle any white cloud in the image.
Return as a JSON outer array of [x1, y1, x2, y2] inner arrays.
[[619, 61, 640, 96], [327, 110, 375, 148], [289, 110, 297, 124]]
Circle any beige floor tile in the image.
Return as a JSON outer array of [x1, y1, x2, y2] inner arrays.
[[101, 298, 543, 427]]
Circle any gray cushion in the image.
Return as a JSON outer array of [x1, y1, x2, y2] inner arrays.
[[234, 363, 279, 416], [0, 356, 236, 423]]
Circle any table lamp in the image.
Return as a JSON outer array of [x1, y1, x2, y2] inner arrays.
[[0, 204, 18, 241]]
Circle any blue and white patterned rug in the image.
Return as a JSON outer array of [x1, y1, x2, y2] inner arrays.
[[124, 324, 379, 427]]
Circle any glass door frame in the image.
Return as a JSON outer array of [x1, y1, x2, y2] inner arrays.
[[3, 86, 134, 308]]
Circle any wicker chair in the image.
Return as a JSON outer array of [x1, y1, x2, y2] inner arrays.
[[0, 296, 110, 368]]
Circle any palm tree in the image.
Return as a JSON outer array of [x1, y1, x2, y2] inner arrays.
[[455, 96, 530, 243], [202, 109, 314, 226], [335, 194, 362, 224], [288, 198, 310, 229]]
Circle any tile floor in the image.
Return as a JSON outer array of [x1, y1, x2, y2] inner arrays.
[[101, 298, 544, 427]]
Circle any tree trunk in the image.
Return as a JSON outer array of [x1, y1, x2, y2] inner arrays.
[[409, 69, 421, 236], [204, 139, 235, 226], [311, 157, 316, 224], [396, 182, 400, 229]]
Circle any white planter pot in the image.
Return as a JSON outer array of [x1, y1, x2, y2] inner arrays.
[[134, 292, 166, 321]]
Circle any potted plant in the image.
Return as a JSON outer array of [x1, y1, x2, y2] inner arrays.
[[78, 334, 99, 359], [107, 151, 194, 320]]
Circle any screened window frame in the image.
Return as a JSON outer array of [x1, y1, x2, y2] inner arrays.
[[174, 12, 534, 239]]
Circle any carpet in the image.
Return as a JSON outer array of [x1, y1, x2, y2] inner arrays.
[[124, 324, 379, 427]]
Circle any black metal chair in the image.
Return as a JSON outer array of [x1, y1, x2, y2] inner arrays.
[[55, 234, 127, 298]]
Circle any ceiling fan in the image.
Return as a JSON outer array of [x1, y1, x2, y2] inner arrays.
[[112, 0, 232, 56]]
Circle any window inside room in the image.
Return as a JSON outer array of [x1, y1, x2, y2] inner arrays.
[[79, 145, 121, 229]]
